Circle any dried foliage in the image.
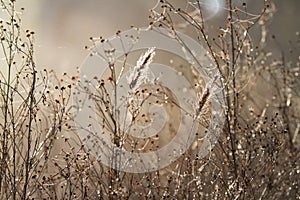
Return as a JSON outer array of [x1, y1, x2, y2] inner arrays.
[[0, 0, 299, 199]]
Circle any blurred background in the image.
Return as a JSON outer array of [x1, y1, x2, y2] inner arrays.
[[11, 0, 300, 75]]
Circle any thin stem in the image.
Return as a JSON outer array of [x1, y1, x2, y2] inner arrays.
[[227, 0, 239, 185]]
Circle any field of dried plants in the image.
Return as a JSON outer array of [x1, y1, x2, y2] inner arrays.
[[0, 0, 299, 199]]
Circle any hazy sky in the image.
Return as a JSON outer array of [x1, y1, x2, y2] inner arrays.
[[5, 0, 299, 74]]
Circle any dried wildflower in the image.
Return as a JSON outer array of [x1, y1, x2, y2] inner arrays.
[[107, 75, 113, 81], [127, 47, 156, 91], [71, 76, 78, 80]]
